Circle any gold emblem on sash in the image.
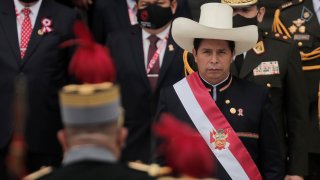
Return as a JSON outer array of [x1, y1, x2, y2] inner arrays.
[[210, 128, 230, 150]]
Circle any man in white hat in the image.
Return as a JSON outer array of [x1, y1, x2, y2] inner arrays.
[[156, 3, 283, 180]]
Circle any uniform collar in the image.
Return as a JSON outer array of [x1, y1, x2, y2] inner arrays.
[[199, 73, 232, 92], [63, 145, 116, 165]]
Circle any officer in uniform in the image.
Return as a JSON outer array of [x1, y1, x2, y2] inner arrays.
[[272, 0, 320, 179], [220, 0, 309, 179], [23, 21, 155, 180]]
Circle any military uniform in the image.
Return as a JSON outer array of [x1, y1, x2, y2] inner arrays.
[[273, 0, 320, 178], [36, 147, 155, 180], [231, 31, 309, 176], [157, 74, 284, 180]]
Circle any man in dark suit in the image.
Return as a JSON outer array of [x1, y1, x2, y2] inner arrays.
[[107, 0, 185, 164], [157, 3, 283, 179], [218, 0, 309, 179], [0, 0, 77, 177], [91, 0, 192, 44], [272, 0, 320, 179]]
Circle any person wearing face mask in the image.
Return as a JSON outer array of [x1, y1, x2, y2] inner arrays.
[[0, 0, 78, 178], [107, 0, 185, 164], [219, 0, 308, 180], [89, 0, 191, 45]]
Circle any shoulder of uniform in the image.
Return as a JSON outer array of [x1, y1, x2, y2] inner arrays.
[[263, 31, 293, 43], [279, 0, 304, 11], [23, 166, 54, 180], [128, 162, 172, 177]]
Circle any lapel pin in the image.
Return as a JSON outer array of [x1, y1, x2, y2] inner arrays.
[[168, 44, 174, 51], [237, 108, 244, 116], [38, 29, 44, 36]]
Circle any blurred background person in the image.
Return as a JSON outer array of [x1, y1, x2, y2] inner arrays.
[[0, 0, 78, 178], [221, 0, 308, 179], [90, 0, 192, 44], [272, 0, 320, 179], [107, 0, 185, 164]]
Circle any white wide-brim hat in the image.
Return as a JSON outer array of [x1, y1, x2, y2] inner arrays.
[[171, 3, 258, 56]]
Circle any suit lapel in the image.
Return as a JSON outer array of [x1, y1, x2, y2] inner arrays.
[[115, 0, 131, 27], [239, 50, 262, 79], [130, 26, 150, 88], [157, 35, 177, 88], [22, 0, 52, 65], [0, 0, 22, 66]]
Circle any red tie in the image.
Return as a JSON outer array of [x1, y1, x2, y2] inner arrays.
[[20, 8, 32, 59], [147, 35, 160, 92]]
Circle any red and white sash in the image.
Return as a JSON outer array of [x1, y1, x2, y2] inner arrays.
[[173, 73, 262, 180]]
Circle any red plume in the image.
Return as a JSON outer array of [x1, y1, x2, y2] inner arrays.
[[153, 113, 215, 178], [61, 21, 115, 83]]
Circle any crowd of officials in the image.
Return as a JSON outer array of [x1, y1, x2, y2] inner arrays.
[[0, 0, 319, 179]]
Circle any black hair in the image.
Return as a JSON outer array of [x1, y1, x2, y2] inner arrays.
[[193, 38, 235, 54]]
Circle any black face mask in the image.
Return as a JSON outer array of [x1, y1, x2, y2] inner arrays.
[[19, 0, 39, 3], [137, 4, 174, 29], [233, 14, 258, 27]]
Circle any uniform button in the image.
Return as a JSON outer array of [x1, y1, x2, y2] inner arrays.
[[283, 35, 288, 39], [298, 42, 303, 46], [264, 32, 268, 35], [267, 83, 272, 88], [275, 33, 280, 37], [225, 100, 230, 104], [230, 108, 236, 114]]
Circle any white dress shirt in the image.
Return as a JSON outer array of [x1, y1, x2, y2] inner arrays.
[[313, 0, 320, 24], [14, 0, 42, 45]]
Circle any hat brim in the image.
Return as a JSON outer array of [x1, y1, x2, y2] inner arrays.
[[171, 17, 258, 56]]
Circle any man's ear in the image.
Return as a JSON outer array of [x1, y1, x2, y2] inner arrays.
[[257, 7, 266, 23], [192, 48, 197, 63], [171, 0, 178, 14], [57, 129, 69, 152], [117, 127, 128, 149]]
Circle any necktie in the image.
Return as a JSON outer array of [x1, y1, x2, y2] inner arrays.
[[147, 35, 160, 92], [20, 8, 32, 59], [234, 54, 244, 73]]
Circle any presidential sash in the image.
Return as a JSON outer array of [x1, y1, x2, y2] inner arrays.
[[173, 73, 262, 180]]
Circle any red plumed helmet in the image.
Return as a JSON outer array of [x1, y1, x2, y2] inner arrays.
[[61, 21, 115, 83], [153, 113, 216, 178]]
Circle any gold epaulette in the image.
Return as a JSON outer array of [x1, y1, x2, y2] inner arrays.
[[183, 50, 195, 76], [23, 167, 53, 180], [128, 162, 172, 177], [272, 0, 304, 38]]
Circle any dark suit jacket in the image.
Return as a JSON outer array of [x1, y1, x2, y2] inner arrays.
[[231, 32, 309, 175], [0, 0, 77, 154], [278, 0, 320, 156], [156, 75, 283, 180], [90, 0, 192, 44], [39, 161, 155, 180], [107, 25, 184, 163]]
